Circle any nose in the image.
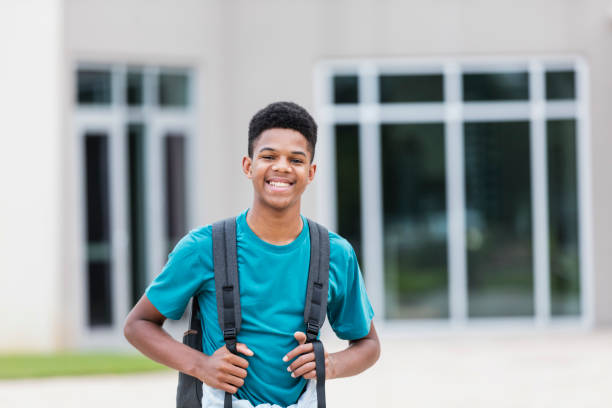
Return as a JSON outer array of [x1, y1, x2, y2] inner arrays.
[[272, 156, 292, 172]]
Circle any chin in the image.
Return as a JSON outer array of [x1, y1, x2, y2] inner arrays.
[[261, 197, 298, 212]]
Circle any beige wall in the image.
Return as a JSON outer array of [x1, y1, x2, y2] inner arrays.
[[61, 0, 612, 350]]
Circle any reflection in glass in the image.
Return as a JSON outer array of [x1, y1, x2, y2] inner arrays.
[[547, 120, 580, 315], [77, 69, 112, 105], [546, 71, 575, 100], [333, 75, 359, 104], [165, 134, 187, 254], [127, 124, 147, 307], [463, 72, 529, 101], [335, 125, 362, 263], [159, 73, 189, 107], [464, 121, 533, 317], [382, 123, 448, 319], [379, 74, 443, 103], [84, 133, 113, 326], [127, 71, 144, 106]]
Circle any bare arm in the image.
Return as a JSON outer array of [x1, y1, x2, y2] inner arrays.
[[124, 294, 252, 394], [284, 321, 381, 380]]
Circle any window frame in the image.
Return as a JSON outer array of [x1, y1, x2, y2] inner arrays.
[[314, 56, 594, 331], [74, 63, 196, 346]]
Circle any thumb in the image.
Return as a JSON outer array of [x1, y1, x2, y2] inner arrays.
[[293, 331, 307, 345], [236, 342, 254, 356]]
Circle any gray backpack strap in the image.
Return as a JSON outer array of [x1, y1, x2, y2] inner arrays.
[[303, 219, 330, 408], [212, 217, 241, 408], [304, 219, 330, 339]]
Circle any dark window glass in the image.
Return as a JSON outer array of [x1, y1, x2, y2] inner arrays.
[[546, 71, 576, 100], [127, 71, 144, 106], [547, 120, 580, 316], [88, 261, 114, 327], [127, 123, 147, 307], [335, 125, 362, 263], [464, 121, 533, 317], [333, 75, 359, 104], [379, 74, 444, 103], [165, 134, 187, 254], [159, 72, 189, 107], [381, 123, 448, 319], [77, 69, 112, 105], [84, 133, 113, 326], [463, 72, 529, 101]]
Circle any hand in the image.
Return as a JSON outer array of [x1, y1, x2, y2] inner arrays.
[[197, 343, 254, 394], [283, 331, 333, 380]]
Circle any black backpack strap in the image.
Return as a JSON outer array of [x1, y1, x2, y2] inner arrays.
[[189, 296, 201, 332], [176, 297, 204, 408], [212, 217, 241, 408], [304, 219, 330, 408]]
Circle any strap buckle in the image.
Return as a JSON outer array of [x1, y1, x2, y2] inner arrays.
[[306, 320, 320, 336], [223, 327, 237, 341]]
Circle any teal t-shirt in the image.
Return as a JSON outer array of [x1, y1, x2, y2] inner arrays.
[[146, 210, 374, 407]]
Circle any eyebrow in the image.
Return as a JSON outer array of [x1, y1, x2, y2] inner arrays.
[[258, 147, 307, 157]]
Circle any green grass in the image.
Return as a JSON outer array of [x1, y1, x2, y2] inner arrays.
[[0, 353, 170, 380]]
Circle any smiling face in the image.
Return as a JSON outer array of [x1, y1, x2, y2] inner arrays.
[[242, 128, 316, 213]]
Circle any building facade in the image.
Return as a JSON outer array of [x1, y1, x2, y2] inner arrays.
[[2, 0, 612, 351]]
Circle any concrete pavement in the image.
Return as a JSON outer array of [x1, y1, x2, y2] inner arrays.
[[1, 329, 611, 407]]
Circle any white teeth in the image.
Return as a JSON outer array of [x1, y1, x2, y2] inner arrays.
[[269, 181, 290, 187]]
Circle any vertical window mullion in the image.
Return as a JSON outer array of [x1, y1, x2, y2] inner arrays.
[[110, 66, 130, 328], [144, 68, 163, 284], [358, 63, 385, 321], [444, 62, 468, 324], [575, 60, 594, 328], [529, 60, 551, 324]]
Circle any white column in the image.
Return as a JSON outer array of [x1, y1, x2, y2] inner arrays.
[[0, 0, 64, 350]]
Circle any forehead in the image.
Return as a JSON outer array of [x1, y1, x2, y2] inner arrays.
[[254, 128, 311, 155]]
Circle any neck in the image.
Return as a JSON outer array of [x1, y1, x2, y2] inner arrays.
[[246, 202, 303, 245]]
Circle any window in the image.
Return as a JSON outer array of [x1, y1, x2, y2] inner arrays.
[[76, 65, 194, 332], [318, 59, 588, 325]]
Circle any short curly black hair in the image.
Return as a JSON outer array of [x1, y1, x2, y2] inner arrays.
[[248, 101, 318, 162]]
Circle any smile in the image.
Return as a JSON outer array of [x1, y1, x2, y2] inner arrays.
[[268, 181, 291, 187], [266, 179, 294, 191]]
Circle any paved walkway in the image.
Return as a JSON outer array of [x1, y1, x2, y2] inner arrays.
[[2, 329, 611, 407]]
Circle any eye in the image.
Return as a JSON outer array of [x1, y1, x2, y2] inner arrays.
[[291, 158, 304, 164], [261, 155, 275, 160]]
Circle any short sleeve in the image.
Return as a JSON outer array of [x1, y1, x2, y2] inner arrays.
[[327, 234, 375, 340], [145, 226, 213, 320]]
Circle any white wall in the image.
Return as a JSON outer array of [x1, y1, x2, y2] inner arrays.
[[0, 0, 64, 350]]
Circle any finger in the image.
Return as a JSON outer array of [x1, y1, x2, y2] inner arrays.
[[236, 343, 254, 356], [283, 343, 314, 362], [302, 370, 317, 380], [225, 363, 248, 379], [288, 352, 315, 373], [229, 354, 250, 369], [291, 361, 316, 378], [293, 331, 307, 345], [220, 382, 238, 394], [222, 373, 245, 388]]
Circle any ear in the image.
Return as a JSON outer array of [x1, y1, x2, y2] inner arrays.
[[242, 156, 253, 179], [307, 163, 317, 184]]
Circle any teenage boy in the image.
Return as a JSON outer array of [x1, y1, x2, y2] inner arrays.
[[124, 101, 380, 407]]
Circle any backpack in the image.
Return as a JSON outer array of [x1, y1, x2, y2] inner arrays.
[[177, 217, 330, 408]]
